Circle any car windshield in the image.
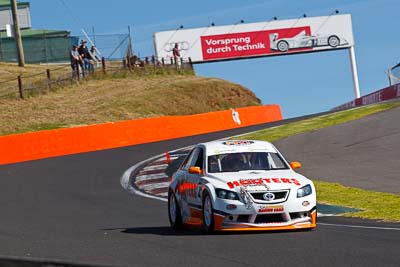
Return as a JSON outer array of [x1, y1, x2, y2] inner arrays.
[[207, 152, 289, 173]]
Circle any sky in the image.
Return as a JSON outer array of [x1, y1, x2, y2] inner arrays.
[[30, 0, 399, 118]]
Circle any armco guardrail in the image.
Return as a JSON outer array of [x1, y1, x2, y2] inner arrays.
[[332, 84, 400, 111], [0, 105, 282, 165]]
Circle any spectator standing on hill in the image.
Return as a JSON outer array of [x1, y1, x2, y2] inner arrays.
[[78, 40, 90, 75], [172, 42, 181, 70], [70, 45, 82, 79], [87, 46, 100, 73]]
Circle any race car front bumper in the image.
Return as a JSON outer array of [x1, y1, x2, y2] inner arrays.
[[213, 206, 317, 231]]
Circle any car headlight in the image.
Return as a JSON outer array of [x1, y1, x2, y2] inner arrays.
[[297, 184, 312, 198], [216, 189, 239, 200]]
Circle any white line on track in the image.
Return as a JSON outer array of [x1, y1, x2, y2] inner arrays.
[[318, 222, 400, 231], [317, 213, 336, 217]]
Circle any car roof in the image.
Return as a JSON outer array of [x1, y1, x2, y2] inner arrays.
[[199, 140, 278, 155]]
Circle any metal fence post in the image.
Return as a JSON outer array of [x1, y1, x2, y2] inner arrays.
[[189, 57, 193, 70], [17, 75, 23, 99], [101, 57, 106, 74], [46, 69, 51, 90]]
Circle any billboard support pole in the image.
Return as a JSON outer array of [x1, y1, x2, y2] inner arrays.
[[349, 46, 360, 98]]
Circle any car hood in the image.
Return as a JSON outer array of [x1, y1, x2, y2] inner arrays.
[[206, 170, 311, 191]]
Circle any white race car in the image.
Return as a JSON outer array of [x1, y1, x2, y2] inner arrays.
[[270, 30, 348, 52], [168, 140, 317, 232]]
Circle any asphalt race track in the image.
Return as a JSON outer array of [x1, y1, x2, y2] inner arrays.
[[0, 109, 399, 267], [274, 106, 400, 194]]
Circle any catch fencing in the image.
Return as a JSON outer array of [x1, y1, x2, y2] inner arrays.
[[73, 33, 131, 60], [387, 62, 400, 86]]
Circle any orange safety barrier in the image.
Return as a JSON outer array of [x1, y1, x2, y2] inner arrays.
[[0, 105, 282, 165]]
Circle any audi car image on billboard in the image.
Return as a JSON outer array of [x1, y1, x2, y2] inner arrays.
[[154, 14, 354, 63], [269, 30, 348, 52]]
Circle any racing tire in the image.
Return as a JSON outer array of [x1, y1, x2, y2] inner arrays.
[[202, 191, 215, 233], [328, 35, 340, 47], [168, 191, 183, 230], [277, 41, 289, 52]]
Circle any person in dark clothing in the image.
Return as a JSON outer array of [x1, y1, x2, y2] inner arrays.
[[78, 40, 90, 75]]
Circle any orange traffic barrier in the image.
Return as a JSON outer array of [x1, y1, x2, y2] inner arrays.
[[0, 105, 282, 165]]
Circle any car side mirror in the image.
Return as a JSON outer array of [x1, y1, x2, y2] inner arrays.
[[189, 166, 202, 174], [290, 162, 302, 169]]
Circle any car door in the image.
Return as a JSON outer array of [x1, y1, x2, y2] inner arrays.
[[185, 147, 205, 222], [176, 148, 197, 222]]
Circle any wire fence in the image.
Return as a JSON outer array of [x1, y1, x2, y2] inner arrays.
[[73, 34, 131, 60], [0, 56, 193, 100], [388, 62, 400, 86]]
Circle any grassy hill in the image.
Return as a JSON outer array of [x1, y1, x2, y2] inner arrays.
[[0, 63, 261, 135]]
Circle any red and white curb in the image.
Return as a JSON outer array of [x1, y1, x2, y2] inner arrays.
[[120, 146, 192, 202], [120, 153, 169, 202], [134, 157, 176, 198]]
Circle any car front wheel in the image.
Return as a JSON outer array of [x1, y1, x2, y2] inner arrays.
[[168, 191, 183, 230], [277, 41, 289, 52], [202, 191, 215, 233]]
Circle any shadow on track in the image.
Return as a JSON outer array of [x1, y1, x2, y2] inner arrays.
[[101, 226, 315, 236], [101, 226, 204, 236]]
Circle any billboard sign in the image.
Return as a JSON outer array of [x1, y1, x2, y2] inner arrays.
[[154, 14, 354, 63]]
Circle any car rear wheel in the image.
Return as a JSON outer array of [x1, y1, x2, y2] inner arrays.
[[328, 36, 340, 47], [168, 191, 183, 230], [277, 41, 289, 52], [202, 191, 215, 233]]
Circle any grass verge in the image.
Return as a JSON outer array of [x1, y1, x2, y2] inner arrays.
[[315, 180, 400, 221], [237, 101, 400, 222]]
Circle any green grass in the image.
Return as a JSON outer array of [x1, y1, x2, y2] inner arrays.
[[239, 101, 400, 142], [315, 180, 400, 221], [236, 101, 400, 222]]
